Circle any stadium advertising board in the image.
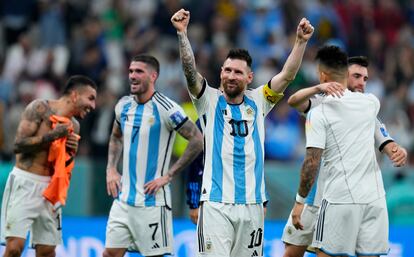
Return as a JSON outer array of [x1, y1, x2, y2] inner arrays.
[[1, 218, 411, 257]]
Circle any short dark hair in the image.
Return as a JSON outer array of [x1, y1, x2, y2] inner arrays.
[[348, 56, 369, 67], [62, 75, 97, 95], [315, 45, 348, 69], [226, 48, 253, 68], [132, 54, 160, 74]]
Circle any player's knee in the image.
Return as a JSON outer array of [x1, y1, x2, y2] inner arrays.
[[36, 252, 56, 257], [35, 247, 56, 257], [4, 246, 23, 257], [5, 240, 25, 257], [103, 249, 116, 257]]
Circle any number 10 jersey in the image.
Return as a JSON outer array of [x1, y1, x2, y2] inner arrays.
[[190, 80, 283, 204]]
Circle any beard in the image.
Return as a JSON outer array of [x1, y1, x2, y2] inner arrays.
[[130, 79, 149, 95], [222, 82, 245, 98]]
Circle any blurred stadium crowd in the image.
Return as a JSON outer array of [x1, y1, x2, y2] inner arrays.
[[0, 0, 413, 165]]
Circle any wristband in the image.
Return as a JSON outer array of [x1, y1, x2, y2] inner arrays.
[[295, 193, 306, 204]]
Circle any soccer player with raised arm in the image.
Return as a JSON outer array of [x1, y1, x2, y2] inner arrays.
[[171, 8, 314, 257]]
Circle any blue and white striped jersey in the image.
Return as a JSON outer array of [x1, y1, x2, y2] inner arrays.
[[115, 92, 188, 207], [191, 80, 283, 204]]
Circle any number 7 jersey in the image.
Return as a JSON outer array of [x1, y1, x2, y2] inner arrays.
[[191, 80, 283, 204]]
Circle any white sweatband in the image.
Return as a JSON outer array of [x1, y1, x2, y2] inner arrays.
[[295, 193, 306, 204]]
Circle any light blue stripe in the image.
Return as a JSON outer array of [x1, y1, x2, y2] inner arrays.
[[210, 96, 226, 201], [244, 97, 263, 203], [120, 102, 132, 133], [230, 104, 246, 204], [127, 104, 144, 205], [119, 102, 132, 200], [144, 102, 161, 206]]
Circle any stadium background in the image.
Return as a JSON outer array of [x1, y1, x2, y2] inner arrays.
[[0, 0, 414, 256]]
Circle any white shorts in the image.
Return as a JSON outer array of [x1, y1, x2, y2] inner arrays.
[[105, 200, 173, 256], [312, 198, 389, 256], [282, 204, 319, 247], [197, 201, 264, 257], [0, 167, 62, 247]]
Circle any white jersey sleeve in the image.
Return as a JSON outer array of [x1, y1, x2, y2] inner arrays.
[[155, 94, 189, 131], [114, 96, 130, 125], [303, 94, 325, 116], [374, 118, 393, 151], [305, 107, 327, 149], [189, 79, 220, 117]]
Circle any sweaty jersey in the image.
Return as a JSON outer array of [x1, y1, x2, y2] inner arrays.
[[190, 80, 283, 204], [305, 90, 385, 204], [304, 94, 393, 207], [115, 92, 188, 207]]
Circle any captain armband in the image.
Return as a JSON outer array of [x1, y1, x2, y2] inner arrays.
[[263, 83, 284, 104]]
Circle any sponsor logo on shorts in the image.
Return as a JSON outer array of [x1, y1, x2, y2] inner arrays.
[[205, 238, 212, 252]]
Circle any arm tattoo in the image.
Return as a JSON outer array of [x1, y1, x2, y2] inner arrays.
[[14, 100, 51, 153], [168, 120, 203, 177], [107, 121, 123, 170], [298, 147, 323, 197], [177, 32, 202, 90]]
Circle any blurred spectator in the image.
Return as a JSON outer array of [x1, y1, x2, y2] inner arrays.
[[239, 0, 285, 67], [0, 0, 37, 47], [38, 0, 67, 48], [264, 101, 302, 161], [1, 81, 36, 161], [304, 0, 346, 46]]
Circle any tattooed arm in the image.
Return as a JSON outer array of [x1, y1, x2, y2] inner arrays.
[[66, 118, 80, 155], [106, 120, 124, 197], [14, 100, 69, 154], [144, 119, 203, 194], [171, 9, 204, 97], [291, 147, 323, 230], [297, 147, 323, 198]]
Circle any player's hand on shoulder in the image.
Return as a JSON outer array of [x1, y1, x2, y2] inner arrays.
[[106, 167, 122, 197], [317, 82, 344, 98], [171, 8, 190, 33], [297, 18, 314, 42]]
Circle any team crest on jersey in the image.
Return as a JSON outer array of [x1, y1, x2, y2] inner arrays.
[[246, 107, 254, 116], [170, 111, 185, 126], [148, 116, 155, 125]]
